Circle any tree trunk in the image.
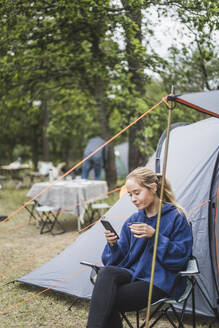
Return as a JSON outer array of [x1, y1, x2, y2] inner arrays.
[[32, 124, 39, 171], [129, 120, 148, 172], [122, 1, 148, 171], [95, 80, 117, 190], [91, 32, 117, 189], [41, 97, 50, 161]]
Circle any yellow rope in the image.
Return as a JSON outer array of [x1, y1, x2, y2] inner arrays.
[[145, 98, 173, 327]]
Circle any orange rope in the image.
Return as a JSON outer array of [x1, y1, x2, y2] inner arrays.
[[1, 92, 214, 317], [187, 200, 209, 214], [0, 188, 121, 279], [57, 187, 121, 213], [0, 97, 168, 315], [0, 266, 91, 315], [0, 187, 121, 234], [162, 95, 171, 108], [0, 214, 127, 281], [0, 234, 73, 279], [0, 197, 211, 315], [0, 97, 165, 226], [78, 214, 130, 234]]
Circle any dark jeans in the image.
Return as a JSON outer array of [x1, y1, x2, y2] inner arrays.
[[86, 266, 168, 328], [82, 157, 103, 180]]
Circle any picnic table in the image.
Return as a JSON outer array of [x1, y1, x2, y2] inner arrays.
[[0, 164, 31, 188], [27, 178, 108, 230]]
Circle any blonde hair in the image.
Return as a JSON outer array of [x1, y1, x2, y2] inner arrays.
[[126, 166, 185, 215]]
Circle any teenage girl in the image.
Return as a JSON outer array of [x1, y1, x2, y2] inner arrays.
[[86, 167, 193, 328]]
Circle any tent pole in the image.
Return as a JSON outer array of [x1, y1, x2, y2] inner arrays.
[[145, 95, 174, 328]]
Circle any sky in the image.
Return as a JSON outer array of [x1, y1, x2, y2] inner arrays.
[[112, 2, 218, 59]]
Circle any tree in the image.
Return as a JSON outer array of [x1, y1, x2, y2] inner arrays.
[[157, 0, 219, 92], [0, 0, 218, 186]]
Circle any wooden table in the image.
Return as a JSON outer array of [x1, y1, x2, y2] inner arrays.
[[0, 164, 31, 188]]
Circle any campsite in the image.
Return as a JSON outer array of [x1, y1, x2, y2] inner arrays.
[[1, 1, 219, 327], [0, 171, 217, 328], [1, 109, 218, 327]]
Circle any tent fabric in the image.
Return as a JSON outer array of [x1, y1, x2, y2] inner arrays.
[[115, 142, 129, 178], [153, 118, 219, 318], [168, 90, 219, 118], [18, 117, 219, 318]]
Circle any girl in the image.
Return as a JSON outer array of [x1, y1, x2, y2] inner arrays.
[[86, 167, 193, 328]]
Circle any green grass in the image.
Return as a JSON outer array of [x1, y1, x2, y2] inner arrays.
[[0, 184, 216, 327]]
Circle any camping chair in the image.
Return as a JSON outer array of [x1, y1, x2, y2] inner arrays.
[[35, 204, 65, 235], [84, 257, 200, 328], [84, 200, 110, 224], [0, 215, 8, 222], [24, 200, 39, 224]]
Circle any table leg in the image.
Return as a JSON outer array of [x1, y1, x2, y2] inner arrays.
[[78, 208, 86, 231]]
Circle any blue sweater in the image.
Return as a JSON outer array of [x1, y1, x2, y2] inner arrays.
[[102, 203, 193, 300]]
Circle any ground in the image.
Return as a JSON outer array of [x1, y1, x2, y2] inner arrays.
[[0, 182, 217, 327]]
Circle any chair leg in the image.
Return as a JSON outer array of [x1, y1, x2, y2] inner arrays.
[[50, 210, 65, 235], [40, 211, 54, 234], [83, 204, 96, 224], [24, 202, 38, 223], [136, 311, 140, 328], [147, 302, 166, 328], [148, 312, 164, 328], [120, 312, 135, 328], [165, 310, 179, 328], [68, 301, 75, 311], [39, 209, 64, 235], [148, 304, 178, 328], [191, 279, 196, 328]]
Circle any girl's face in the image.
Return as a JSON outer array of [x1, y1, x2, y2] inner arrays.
[[126, 177, 157, 211]]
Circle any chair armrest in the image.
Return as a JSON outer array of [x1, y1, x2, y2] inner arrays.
[[179, 257, 200, 276], [80, 261, 102, 273], [168, 257, 199, 300]]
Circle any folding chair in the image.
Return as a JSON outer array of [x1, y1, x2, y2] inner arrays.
[[84, 201, 110, 224], [121, 256, 200, 328], [91, 202, 110, 216], [0, 215, 8, 222], [35, 205, 65, 235], [84, 257, 200, 328], [24, 200, 39, 224]]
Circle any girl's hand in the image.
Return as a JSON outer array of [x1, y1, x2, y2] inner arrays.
[[104, 230, 118, 246], [129, 223, 155, 239]]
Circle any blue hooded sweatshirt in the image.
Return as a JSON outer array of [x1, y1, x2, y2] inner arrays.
[[102, 203, 193, 300]]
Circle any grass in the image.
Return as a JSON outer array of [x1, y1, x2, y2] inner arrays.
[[0, 181, 217, 327]]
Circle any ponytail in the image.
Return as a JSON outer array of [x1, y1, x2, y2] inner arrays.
[[156, 174, 186, 215], [126, 167, 186, 216]]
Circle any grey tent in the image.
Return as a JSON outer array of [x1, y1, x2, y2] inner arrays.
[[170, 90, 219, 118], [115, 142, 129, 178], [18, 91, 219, 319]]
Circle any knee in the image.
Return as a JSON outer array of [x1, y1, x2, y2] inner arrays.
[[98, 266, 115, 279], [97, 266, 122, 282], [97, 266, 131, 283]]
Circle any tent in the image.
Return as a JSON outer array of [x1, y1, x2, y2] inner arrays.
[[115, 142, 129, 178], [18, 91, 219, 319], [169, 90, 219, 118]]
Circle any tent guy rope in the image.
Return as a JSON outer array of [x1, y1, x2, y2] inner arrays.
[[0, 96, 166, 226], [0, 187, 121, 235]]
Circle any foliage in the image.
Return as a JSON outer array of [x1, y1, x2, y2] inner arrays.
[[0, 0, 218, 179]]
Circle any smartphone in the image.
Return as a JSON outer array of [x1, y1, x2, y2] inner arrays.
[[101, 219, 120, 239]]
